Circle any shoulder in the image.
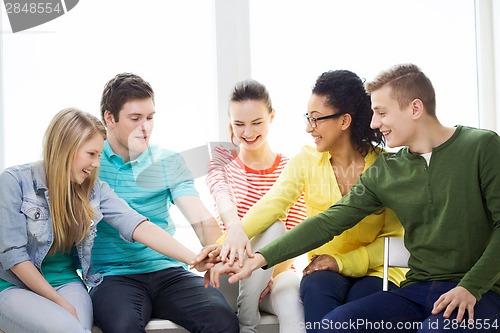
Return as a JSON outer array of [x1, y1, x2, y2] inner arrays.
[[91, 178, 107, 194], [147, 145, 189, 168], [148, 145, 178, 158], [364, 147, 386, 167], [276, 153, 290, 168], [1, 162, 37, 182], [0, 162, 41, 197], [210, 144, 239, 165], [295, 145, 325, 161], [366, 149, 403, 170], [436, 126, 500, 155], [457, 126, 499, 143]]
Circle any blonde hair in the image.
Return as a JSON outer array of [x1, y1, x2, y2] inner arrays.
[[365, 63, 437, 117], [43, 108, 107, 254]]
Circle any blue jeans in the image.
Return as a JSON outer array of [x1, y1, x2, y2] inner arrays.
[[90, 267, 239, 333], [0, 281, 92, 333], [300, 271, 397, 333], [324, 281, 500, 332]]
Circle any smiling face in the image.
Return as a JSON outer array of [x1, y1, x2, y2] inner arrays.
[[305, 94, 346, 153], [71, 133, 104, 184], [229, 99, 274, 151], [104, 98, 155, 162], [370, 85, 415, 148]]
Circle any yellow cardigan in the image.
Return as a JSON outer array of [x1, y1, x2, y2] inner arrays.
[[238, 145, 407, 286]]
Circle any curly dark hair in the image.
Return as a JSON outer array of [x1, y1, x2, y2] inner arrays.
[[312, 70, 385, 156], [100, 73, 154, 123]]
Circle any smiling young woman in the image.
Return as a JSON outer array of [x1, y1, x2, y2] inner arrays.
[[206, 79, 308, 333]]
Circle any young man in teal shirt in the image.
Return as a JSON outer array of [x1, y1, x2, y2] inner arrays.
[[90, 73, 238, 333], [206, 64, 500, 332]]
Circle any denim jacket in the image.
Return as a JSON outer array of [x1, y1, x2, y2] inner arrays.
[[0, 162, 146, 288]]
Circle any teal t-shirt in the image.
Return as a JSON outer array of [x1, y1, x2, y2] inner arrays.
[[91, 142, 199, 276], [0, 251, 80, 292]]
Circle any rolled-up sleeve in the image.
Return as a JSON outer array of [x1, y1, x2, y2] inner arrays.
[[95, 180, 147, 242]]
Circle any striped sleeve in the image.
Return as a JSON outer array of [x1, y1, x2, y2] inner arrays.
[[207, 149, 307, 233], [278, 156, 307, 230]]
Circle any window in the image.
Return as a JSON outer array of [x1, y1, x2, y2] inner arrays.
[[1, 0, 217, 167], [1, 0, 218, 250], [249, 0, 478, 157], [0, 0, 484, 251]]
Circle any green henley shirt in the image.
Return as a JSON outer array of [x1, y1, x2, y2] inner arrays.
[[259, 126, 500, 300]]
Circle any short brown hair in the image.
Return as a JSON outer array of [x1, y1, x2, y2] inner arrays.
[[365, 64, 436, 116], [228, 79, 273, 145], [100, 73, 154, 123]]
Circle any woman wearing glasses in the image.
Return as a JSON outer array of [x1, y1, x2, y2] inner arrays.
[[205, 79, 307, 333], [200, 70, 407, 333]]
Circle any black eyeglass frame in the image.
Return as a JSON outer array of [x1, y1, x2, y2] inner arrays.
[[303, 113, 342, 128]]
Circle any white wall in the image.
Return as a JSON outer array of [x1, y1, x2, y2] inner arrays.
[[0, 0, 496, 250], [1, 1, 219, 168], [249, 0, 479, 158], [0, 9, 4, 171], [476, 0, 499, 131]]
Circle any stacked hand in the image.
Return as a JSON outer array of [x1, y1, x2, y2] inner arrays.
[[191, 247, 267, 288], [220, 222, 253, 267], [190, 244, 223, 272]]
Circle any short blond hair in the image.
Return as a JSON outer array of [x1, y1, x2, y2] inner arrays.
[[365, 63, 436, 116]]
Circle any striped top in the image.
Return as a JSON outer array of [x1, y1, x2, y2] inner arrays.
[[91, 141, 198, 276], [206, 145, 307, 231]]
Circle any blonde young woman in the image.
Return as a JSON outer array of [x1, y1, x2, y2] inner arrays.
[[206, 79, 307, 333], [0, 108, 209, 333]]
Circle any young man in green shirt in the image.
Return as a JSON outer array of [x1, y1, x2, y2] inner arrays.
[[205, 63, 500, 332]]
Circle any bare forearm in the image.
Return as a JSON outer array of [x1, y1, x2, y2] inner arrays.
[[217, 197, 241, 229], [201, 218, 222, 245], [11, 261, 66, 305], [133, 221, 197, 264], [174, 196, 222, 245]]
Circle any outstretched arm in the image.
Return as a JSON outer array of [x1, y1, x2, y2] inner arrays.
[[328, 208, 404, 278], [132, 220, 213, 272], [205, 145, 252, 266], [174, 196, 222, 245], [215, 196, 253, 267], [215, 151, 307, 266]]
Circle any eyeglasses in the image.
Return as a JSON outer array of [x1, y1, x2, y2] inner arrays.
[[303, 113, 342, 129]]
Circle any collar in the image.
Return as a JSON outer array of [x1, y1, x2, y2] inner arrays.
[[31, 161, 48, 194], [103, 140, 153, 168], [324, 147, 382, 172]]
